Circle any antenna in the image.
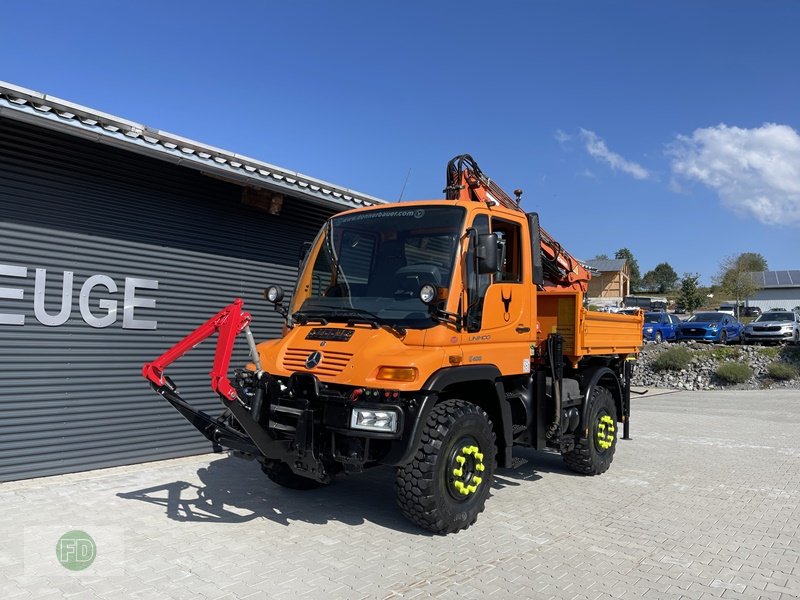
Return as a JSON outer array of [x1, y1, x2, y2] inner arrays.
[[398, 168, 411, 201]]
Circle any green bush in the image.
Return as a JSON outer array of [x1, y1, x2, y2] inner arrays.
[[715, 363, 753, 384], [652, 347, 693, 372], [767, 362, 798, 381]]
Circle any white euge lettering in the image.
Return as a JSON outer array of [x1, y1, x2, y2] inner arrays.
[[34, 269, 74, 326], [0, 264, 27, 325], [79, 274, 118, 328], [123, 278, 158, 330]]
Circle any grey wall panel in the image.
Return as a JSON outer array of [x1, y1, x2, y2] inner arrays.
[[0, 117, 335, 480]]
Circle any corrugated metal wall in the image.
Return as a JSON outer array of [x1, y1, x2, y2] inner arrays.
[[0, 118, 335, 481]]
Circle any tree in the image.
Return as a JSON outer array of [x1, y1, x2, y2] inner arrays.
[[641, 262, 678, 293], [737, 252, 768, 272], [715, 254, 760, 317], [615, 248, 641, 291], [593, 253, 609, 260], [676, 273, 704, 312]]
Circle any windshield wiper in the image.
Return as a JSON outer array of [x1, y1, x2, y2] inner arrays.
[[295, 307, 406, 336], [292, 311, 329, 325]]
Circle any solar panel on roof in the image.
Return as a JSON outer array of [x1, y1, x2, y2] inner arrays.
[[777, 271, 792, 285], [790, 270, 800, 285], [764, 271, 779, 286]]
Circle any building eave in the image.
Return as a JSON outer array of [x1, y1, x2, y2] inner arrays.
[[0, 81, 385, 211]]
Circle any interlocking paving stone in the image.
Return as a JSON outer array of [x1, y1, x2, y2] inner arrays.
[[1, 389, 799, 599]]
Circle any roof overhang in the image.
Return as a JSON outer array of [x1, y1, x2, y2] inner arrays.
[[0, 81, 385, 211]]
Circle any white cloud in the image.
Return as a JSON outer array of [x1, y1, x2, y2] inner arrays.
[[579, 129, 650, 180], [554, 129, 572, 145], [670, 123, 800, 225]]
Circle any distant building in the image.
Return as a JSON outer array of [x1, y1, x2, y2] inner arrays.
[[585, 258, 630, 305], [747, 271, 800, 311]]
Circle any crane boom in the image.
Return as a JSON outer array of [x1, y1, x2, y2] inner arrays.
[[445, 154, 590, 291]]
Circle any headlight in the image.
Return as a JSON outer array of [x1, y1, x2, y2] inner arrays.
[[264, 285, 284, 303], [419, 284, 437, 304], [708, 322, 718, 329], [644, 327, 653, 333], [351, 408, 398, 433]]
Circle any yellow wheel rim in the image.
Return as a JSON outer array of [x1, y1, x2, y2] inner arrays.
[[449, 444, 485, 497], [596, 415, 615, 450]]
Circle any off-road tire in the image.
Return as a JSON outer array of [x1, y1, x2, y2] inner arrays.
[[562, 386, 617, 475], [262, 461, 326, 490], [395, 399, 496, 534]]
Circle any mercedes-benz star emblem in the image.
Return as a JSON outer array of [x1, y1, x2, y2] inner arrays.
[[305, 351, 323, 369]]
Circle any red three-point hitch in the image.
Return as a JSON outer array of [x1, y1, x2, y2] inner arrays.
[[142, 298, 253, 403]]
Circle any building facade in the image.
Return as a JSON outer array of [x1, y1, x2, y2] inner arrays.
[[748, 271, 800, 312], [585, 258, 630, 305], [0, 82, 383, 480]]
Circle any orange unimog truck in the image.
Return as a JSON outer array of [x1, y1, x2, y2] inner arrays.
[[143, 155, 643, 534]]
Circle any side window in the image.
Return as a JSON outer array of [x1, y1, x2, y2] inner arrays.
[[466, 215, 490, 332], [492, 218, 522, 283]]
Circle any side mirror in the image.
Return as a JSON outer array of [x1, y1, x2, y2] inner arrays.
[[476, 233, 499, 274]]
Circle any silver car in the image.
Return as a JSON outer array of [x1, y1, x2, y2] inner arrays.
[[742, 311, 800, 344]]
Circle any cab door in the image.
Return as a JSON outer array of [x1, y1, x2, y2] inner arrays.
[[461, 214, 532, 376]]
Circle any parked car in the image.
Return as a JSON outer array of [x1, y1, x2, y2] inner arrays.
[[743, 306, 762, 318], [741, 311, 800, 345], [674, 311, 744, 344], [642, 311, 681, 343], [674, 305, 686, 314]]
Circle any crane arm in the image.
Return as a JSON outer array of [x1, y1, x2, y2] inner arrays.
[[445, 154, 590, 291]]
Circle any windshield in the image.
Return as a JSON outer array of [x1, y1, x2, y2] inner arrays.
[[756, 312, 793, 322], [686, 312, 725, 322], [643, 313, 662, 323], [293, 206, 465, 328]]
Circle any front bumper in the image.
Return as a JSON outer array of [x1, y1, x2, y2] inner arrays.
[[742, 330, 793, 342], [675, 328, 719, 341]]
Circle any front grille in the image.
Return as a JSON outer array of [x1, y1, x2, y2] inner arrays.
[[754, 326, 781, 332], [282, 348, 353, 376]]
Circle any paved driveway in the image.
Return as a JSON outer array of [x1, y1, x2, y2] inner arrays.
[[2, 389, 799, 599]]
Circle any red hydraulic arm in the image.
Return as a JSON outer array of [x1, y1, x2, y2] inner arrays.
[[142, 298, 252, 403]]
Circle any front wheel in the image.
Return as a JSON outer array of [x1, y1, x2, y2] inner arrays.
[[562, 386, 617, 475], [720, 330, 728, 344], [395, 399, 496, 534], [654, 331, 663, 343]]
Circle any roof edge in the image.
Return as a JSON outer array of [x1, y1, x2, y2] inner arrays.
[[0, 80, 385, 211]]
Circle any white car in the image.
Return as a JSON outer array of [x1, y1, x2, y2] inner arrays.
[[741, 311, 800, 345]]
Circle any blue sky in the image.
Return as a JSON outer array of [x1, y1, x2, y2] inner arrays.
[[2, 1, 799, 284]]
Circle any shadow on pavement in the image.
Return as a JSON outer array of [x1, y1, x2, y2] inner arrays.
[[117, 455, 432, 536]]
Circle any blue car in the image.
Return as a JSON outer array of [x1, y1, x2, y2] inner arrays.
[[642, 312, 681, 343], [674, 311, 744, 344]]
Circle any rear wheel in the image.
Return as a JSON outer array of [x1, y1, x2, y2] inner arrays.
[[262, 462, 327, 490], [562, 386, 617, 475], [395, 399, 496, 534]]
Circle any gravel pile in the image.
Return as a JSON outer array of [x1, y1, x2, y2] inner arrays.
[[631, 341, 800, 391]]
